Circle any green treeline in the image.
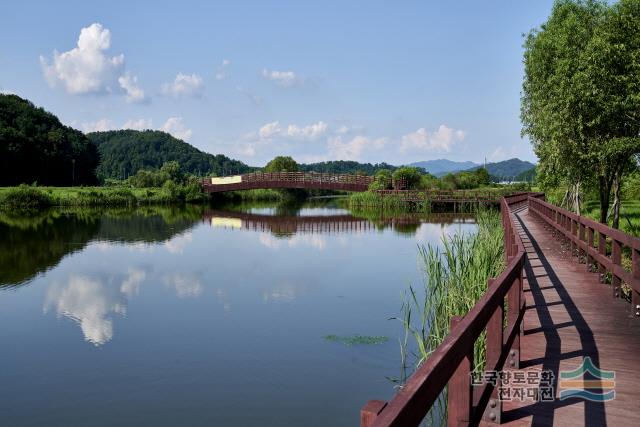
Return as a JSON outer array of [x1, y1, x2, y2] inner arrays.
[[89, 129, 252, 181], [0, 94, 99, 186], [300, 160, 397, 175]]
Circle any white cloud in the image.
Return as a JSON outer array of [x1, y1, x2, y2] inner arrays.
[[118, 72, 146, 103], [400, 125, 465, 153], [161, 117, 192, 141], [257, 120, 328, 141], [327, 135, 387, 161], [258, 121, 282, 139], [161, 73, 204, 98], [215, 59, 231, 80], [122, 118, 153, 130], [80, 118, 116, 133], [335, 125, 351, 134], [261, 69, 300, 87], [285, 121, 328, 140], [78, 117, 191, 139], [40, 23, 125, 95]]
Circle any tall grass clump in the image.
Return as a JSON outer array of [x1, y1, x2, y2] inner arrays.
[[0, 184, 52, 209], [349, 191, 431, 212], [393, 209, 504, 425]]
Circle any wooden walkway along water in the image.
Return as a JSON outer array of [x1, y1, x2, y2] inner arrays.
[[361, 194, 640, 427], [500, 206, 640, 426]]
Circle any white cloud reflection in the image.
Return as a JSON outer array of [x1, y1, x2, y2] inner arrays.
[[164, 232, 193, 254], [162, 272, 203, 298], [43, 268, 147, 346]]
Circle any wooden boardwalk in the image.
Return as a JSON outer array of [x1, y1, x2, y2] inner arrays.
[[501, 206, 640, 427]]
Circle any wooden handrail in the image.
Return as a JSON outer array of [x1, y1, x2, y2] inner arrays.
[[528, 196, 640, 313], [361, 193, 529, 427]]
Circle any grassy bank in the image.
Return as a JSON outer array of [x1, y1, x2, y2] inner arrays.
[[215, 188, 284, 202], [349, 188, 523, 212], [0, 184, 208, 209], [394, 209, 505, 422]]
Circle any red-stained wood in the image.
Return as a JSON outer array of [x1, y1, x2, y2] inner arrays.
[[447, 316, 473, 427], [362, 195, 527, 427], [361, 400, 388, 427], [501, 203, 640, 427], [362, 194, 640, 427]]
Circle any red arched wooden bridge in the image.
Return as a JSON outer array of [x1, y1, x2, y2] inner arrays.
[[361, 193, 640, 427], [201, 172, 374, 193]]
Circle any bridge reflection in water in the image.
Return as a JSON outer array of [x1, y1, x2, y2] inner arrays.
[[202, 209, 475, 236]]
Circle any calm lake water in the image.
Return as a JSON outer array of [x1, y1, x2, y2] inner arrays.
[[0, 199, 477, 426]]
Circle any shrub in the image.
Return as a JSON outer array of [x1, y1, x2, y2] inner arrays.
[[0, 185, 52, 209]]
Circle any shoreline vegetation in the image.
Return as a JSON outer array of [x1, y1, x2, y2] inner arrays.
[[0, 184, 208, 209], [392, 209, 505, 422]]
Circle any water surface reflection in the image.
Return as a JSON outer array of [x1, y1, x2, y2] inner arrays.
[[0, 201, 476, 426]]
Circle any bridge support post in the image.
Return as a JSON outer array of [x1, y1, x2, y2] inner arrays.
[[447, 316, 473, 427]]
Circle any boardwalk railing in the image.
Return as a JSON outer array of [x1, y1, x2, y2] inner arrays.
[[375, 189, 522, 203], [528, 196, 640, 315], [361, 192, 538, 427]]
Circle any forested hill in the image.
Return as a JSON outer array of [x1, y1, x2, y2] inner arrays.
[[299, 160, 396, 175], [0, 94, 99, 185], [466, 158, 536, 181], [88, 130, 253, 181]]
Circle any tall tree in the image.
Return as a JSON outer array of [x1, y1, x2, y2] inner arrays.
[[264, 156, 299, 173], [522, 0, 640, 225]]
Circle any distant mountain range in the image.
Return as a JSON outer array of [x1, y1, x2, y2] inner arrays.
[[408, 159, 479, 176], [410, 158, 536, 181]]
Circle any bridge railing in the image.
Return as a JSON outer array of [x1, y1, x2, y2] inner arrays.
[[360, 193, 532, 427], [239, 171, 374, 185], [528, 196, 640, 315]]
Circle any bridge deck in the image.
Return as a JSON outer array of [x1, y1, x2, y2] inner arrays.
[[499, 207, 640, 427]]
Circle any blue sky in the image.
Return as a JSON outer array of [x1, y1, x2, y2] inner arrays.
[[1, 0, 554, 166]]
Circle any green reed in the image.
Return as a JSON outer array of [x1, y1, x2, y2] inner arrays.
[[391, 209, 505, 425]]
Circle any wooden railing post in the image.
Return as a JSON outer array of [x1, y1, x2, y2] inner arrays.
[[633, 248, 640, 317], [598, 231, 607, 279], [507, 263, 521, 370], [587, 226, 595, 269], [447, 316, 473, 427], [361, 400, 387, 427], [570, 219, 577, 257], [612, 239, 622, 298], [483, 279, 503, 424], [579, 222, 586, 262]]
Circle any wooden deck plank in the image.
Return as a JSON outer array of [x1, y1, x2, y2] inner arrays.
[[500, 208, 640, 427]]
